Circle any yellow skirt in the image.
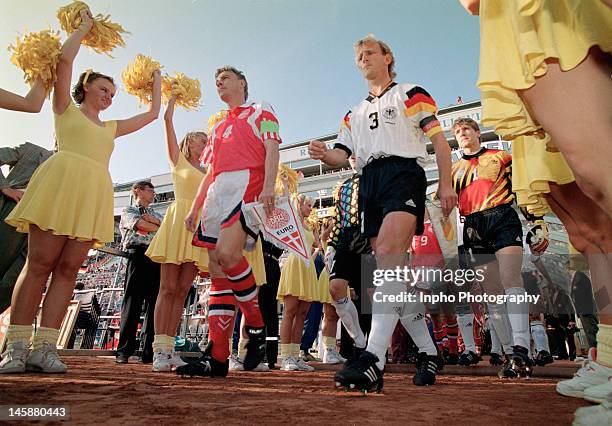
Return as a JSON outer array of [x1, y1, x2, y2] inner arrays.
[[245, 239, 266, 286], [477, 0, 611, 212], [277, 254, 317, 302], [511, 135, 575, 216], [146, 199, 209, 271], [478, 0, 612, 138], [315, 267, 333, 304], [5, 151, 114, 246]]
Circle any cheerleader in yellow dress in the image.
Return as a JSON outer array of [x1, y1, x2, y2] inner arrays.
[[277, 194, 318, 371], [460, 0, 612, 296], [0, 10, 161, 374], [146, 96, 208, 372], [463, 0, 612, 216], [460, 1, 612, 240], [460, 1, 612, 417]]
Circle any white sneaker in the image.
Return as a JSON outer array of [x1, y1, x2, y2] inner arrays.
[[0, 341, 28, 374], [323, 348, 346, 364], [229, 354, 245, 371], [252, 362, 270, 372], [170, 351, 188, 369], [583, 377, 612, 403], [573, 400, 612, 426], [25, 342, 67, 373], [295, 358, 315, 372], [281, 357, 299, 371], [557, 361, 612, 398], [153, 350, 172, 372]]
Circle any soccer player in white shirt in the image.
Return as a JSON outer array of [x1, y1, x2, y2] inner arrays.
[[309, 35, 456, 392]]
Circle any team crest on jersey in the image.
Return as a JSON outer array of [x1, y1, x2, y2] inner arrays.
[[382, 107, 397, 120], [222, 125, 233, 139]]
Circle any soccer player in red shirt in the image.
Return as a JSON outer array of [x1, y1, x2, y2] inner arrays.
[[179, 66, 280, 377]]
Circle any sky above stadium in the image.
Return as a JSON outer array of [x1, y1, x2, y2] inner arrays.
[[0, 0, 481, 184]]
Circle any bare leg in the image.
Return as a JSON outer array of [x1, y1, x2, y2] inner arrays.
[[155, 263, 180, 336], [322, 302, 339, 337], [291, 301, 311, 345], [519, 49, 612, 214], [10, 226, 67, 325], [280, 296, 299, 344], [40, 238, 92, 328], [168, 262, 199, 335]]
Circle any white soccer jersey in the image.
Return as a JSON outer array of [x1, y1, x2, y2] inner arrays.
[[335, 82, 443, 173]]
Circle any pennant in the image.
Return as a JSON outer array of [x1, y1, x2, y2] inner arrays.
[[426, 201, 459, 270], [246, 196, 310, 266]]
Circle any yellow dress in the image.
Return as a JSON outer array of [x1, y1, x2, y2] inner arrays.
[[146, 153, 209, 270], [245, 239, 266, 286], [477, 0, 611, 215], [6, 101, 117, 245], [277, 226, 318, 302]]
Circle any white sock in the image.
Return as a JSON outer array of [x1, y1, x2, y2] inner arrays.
[[400, 314, 437, 356], [489, 323, 502, 355], [530, 320, 550, 353], [366, 279, 405, 370], [333, 297, 366, 348], [487, 302, 513, 353], [457, 313, 477, 353], [505, 287, 530, 353]]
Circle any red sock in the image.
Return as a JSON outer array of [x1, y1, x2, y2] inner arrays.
[[222, 257, 264, 329], [474, 314, 484, 354], [208, 277, 236, 362], [432, 315, 446, 352], [445, 319, 459, 355]]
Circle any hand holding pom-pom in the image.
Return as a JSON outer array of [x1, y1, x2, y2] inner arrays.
[[9, 29, 62, 93], [122, 54, 162, 104], [162, 72, 201, 111], [57, 1, 129, 56]]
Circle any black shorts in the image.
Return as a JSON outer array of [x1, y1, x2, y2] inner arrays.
[[330, 229, 375, 285], [359, 156, 427, 239], [463, 204, 523, 265]]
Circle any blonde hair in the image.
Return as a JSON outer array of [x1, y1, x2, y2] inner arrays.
[[354, 34, 396, 79], [297, 193, 314, 207], [178, 131, 207, 160]]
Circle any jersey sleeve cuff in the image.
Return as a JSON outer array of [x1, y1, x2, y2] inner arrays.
[[334, 143, 352, 156]]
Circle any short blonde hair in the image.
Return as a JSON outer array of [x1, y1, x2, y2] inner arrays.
[[354, 34, 396, 79], [178, 131, 207, 160]]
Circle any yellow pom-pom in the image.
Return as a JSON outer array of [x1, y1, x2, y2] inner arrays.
[[275, 163, 299, 196], [162, 72, 201, 110], [306, 208, 320, 231], [8, 29, 61, 93], [122, 54, 162, 104], [57, 1, 129, 56], [206, 110, 228, 135], [332, 180, 343, 201]]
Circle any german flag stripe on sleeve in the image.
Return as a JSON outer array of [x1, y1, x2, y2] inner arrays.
[[342, 111, 352, 131], [404, 87, 437, 114], [420, 115, 443, 138]]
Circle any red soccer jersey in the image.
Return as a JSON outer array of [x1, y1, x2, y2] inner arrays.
[[451, 148, 514, 216], [411, 221, 444, 268], [201, 101, 281, 176]]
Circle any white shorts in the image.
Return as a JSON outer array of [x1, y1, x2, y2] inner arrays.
[[192, 169, 263, 250]]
